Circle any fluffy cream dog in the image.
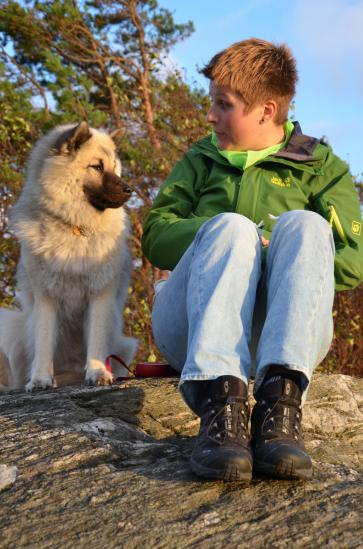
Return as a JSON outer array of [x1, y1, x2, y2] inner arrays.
[[0, 122, 137, 391]]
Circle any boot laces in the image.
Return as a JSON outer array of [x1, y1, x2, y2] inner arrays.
[[206, 397, 249, 445], [260, 397, 302, 441]]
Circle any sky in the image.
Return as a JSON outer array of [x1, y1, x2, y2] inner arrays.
[[159, 0, 363, 178]]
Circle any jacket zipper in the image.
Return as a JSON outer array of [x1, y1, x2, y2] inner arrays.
[[328, 203, 348, 244]]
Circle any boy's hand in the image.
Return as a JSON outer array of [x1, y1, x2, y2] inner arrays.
[[260, 236, 270, 247]]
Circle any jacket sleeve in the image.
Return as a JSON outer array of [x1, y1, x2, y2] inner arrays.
[[142, 152, 210, 270], [312, 151, 363, 291]]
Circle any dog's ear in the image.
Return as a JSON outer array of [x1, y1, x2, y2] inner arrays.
[[67, 122, 92, 152], [53, 122, 92, 155]]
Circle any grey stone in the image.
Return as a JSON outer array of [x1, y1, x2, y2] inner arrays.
[[0, 464, 18, 492], [0, 373, 362, 548]]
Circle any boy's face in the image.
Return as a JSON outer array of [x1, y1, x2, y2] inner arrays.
[[207, 83, 266, 151]]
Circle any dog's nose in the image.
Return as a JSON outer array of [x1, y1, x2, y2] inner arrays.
[[123, 185, 132, 194]]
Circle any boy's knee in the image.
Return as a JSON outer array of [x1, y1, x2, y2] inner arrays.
[[200, 213, 258, 241], [275, 210, 331, 237]]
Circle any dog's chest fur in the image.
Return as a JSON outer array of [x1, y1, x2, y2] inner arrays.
[[16, 213, 128, 300]]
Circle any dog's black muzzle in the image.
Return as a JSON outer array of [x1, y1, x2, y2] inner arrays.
[[84, 172, 132, 211]]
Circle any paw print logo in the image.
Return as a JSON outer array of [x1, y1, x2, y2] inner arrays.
[[352, 221, 361, 236]]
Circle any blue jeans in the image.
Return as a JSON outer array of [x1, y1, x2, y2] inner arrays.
[[151, 211, 335, 415]]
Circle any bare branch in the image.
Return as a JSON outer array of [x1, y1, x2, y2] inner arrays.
[[128, 0, 161, 148], [0, 47, 50, 117]]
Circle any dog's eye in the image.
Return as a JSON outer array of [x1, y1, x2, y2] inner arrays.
[[90, 160, 104, 173]]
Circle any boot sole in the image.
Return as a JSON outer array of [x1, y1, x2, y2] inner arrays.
[[253, 459, 313, 480], [190, 458, 252, 482]]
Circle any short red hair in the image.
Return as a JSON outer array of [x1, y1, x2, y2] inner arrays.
[[201, 38, 298, 124]]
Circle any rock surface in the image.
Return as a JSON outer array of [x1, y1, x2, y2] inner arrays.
[[0, 373, 362, 548]]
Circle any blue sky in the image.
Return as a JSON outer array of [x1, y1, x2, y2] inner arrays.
[[160, 0, 363, 178]]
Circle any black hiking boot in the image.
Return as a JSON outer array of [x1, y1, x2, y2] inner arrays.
[[251, 372, 312, 480], [190, 376, 252, 481]]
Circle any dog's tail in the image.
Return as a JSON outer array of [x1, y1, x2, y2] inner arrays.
[[110, 335, 138, 378], [0, 350, 11, 392], [0, 308, 28, 391]]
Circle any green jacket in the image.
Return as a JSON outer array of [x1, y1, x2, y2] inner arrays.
[[142, 123, 363, 291]]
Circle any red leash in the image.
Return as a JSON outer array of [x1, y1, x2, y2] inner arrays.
[[105, 354, 133, 381]]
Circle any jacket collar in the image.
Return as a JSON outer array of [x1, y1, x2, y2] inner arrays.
[[272, 122, 320, 162], [194, 121, 323, 168]]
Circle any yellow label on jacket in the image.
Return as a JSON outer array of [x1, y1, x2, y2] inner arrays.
[[271, 176, 291, 188], [352, 221, 361, 235]]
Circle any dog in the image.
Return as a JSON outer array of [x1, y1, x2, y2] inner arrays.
[[0, 122, 138, 392]]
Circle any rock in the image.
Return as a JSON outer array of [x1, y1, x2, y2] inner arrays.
[[0, 373, 362, 548], [0, 464, 18, 492]]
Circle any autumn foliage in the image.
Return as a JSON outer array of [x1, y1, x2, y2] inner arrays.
[[0, 0, 361, 374]]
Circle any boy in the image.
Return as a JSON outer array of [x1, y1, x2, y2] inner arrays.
[[142, 38, 363, 481]]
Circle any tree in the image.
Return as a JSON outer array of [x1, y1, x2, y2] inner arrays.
[[0, 0, 210, 360]]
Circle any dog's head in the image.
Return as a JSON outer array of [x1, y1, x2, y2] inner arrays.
[[26, 122, 132, 224], [48, 122, 132, 211]]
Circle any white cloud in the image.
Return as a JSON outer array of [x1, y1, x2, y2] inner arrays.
[[292, 0, 363, 89]]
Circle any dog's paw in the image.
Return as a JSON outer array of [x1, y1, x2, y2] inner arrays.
[[85, 367, 113, 387], [25, 376, 57, 392]]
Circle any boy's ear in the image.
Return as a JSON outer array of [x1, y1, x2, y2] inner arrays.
[[262, 100, 278, 123]]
